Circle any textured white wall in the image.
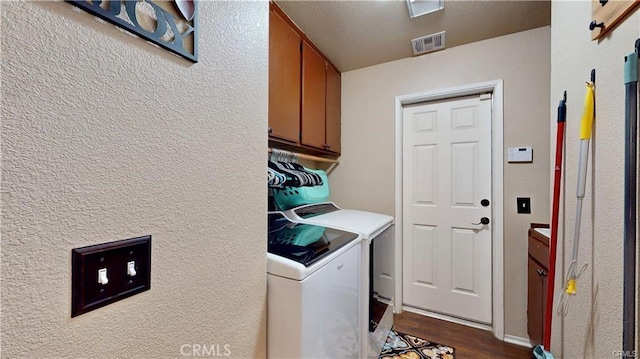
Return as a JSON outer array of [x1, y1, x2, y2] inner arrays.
[[550, 3, 640, 358], [332, 26, 551, 339], [1, 1, 268, 358]]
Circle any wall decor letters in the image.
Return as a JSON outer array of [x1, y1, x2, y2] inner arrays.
[[67, 0, 198, 62]]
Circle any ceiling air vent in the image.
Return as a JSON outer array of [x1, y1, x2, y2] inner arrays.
[[411, 31, 445, 56]]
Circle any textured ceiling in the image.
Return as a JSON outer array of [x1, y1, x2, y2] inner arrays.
[[275, 0, 551, 72]]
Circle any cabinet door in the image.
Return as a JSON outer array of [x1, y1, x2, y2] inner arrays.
[[527, 257, 547, 347], [301, 41, 326, 150], [269, 8, 301, 143], [325, 64, 341, 154]]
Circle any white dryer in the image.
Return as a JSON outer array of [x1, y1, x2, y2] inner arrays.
[[282, 202, 395, 358], [283, 202, 393, 241]]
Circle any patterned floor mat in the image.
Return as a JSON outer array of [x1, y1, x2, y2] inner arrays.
[[379, 329, 455, 359]]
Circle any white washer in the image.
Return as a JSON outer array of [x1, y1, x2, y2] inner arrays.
[[282, 203, 395, 358], [267, 212, 362, 359]]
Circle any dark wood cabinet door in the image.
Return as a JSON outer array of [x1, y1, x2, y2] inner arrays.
[[527, 225, 549, 347], [527, 256, 548, 347], [268, 7, 301, 143], [325, 64, 341, 154], [301, 41, 326, 150]]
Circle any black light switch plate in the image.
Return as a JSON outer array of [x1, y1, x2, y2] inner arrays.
[[517, 197, 531, 214], [72, 235, 151, 317]]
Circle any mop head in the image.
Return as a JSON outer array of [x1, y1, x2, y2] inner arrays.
[[533, 345, 555, 359]]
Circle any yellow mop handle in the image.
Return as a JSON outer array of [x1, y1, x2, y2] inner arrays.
[[566, 81, 595, 298], [580, 82, 595, 140]]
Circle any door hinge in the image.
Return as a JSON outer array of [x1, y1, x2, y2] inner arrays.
[[479, 93, 492, 101]]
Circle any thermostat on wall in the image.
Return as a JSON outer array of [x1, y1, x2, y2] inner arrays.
[[508, 146, 533, 162]]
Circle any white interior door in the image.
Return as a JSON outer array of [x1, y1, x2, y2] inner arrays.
[[402, 94, 493, 324]]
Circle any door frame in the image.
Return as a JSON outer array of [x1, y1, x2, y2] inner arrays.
[[393, 80, 504, 340]]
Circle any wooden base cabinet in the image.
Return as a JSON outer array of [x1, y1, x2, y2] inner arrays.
[[527, 223, 550, 347]]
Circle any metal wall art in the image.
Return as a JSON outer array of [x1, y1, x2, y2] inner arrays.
[[67, 0, 198, 62]]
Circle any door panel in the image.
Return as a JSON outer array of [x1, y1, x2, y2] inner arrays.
[[451, 142, 478, 207], [325, 64, 341, 153], [414, 145, 437, 205], [301, 41, 326, 149], [402, 95, 492, 324], [268, 8, 301, 143], [527, 257, 547, 346], [412, 225, 437, 286], [451, 228, 476, 292]]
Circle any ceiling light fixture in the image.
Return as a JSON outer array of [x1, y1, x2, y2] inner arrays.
[[406, 0, 444, 18]]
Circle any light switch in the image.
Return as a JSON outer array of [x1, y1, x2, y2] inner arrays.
[[72, 235, 151, 317], [98, 268, 109, 285], [127, 261, 137, 277], [517, 197, 531, 214]]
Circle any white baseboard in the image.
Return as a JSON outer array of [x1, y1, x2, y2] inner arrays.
[[503, 334, 532, 348]]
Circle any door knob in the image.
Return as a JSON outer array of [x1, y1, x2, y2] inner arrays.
[[481, 199, 490, 207], [472, 217, 490, 225]]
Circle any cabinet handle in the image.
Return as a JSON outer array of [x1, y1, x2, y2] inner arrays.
[[324, 144, 331, 149], [536, 268, 547, 277], [268, 127, 273, 135]]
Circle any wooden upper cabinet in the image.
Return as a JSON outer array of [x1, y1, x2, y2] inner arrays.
[[268, 6, 301, 143], [325, 64, 341, 154], [268, 3, 341, 155], [301, 41, 327, 150]]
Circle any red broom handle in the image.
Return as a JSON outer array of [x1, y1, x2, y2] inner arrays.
[[544, 94, 566, 350]]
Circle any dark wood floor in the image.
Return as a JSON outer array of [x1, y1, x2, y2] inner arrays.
[[393, 311, 533, 359]]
